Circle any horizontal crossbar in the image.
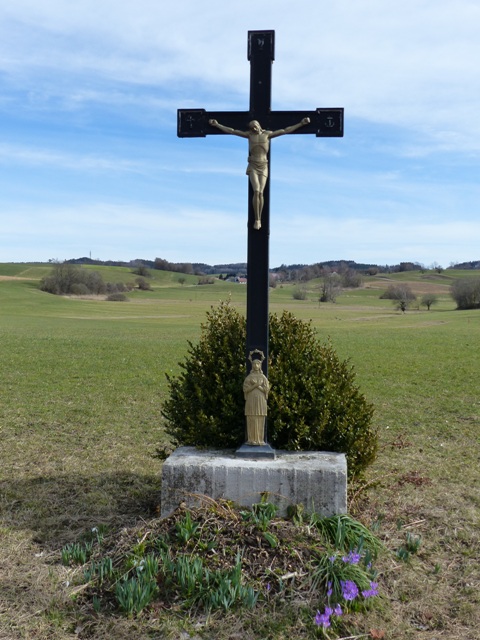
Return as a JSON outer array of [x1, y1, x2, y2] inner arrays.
[[178, 108, 343, 138]]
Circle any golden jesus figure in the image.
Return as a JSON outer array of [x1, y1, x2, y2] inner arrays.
[[209, 117, 310, 230]]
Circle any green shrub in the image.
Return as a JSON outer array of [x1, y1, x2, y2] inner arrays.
[[106, 282, 127, 294], [292, 287, 307, 300], [379, 283, 416, 301], [164, 302, 246, 449], [106, 293, 128, 302], [163, 301, 377, 478], [131, 264, 151, 278], [70, 283, 90, 296], [268, 312, 376, 476], [135, 277, 152, 291]]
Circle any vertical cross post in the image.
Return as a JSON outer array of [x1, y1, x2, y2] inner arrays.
[[245, 31, 274, 380]]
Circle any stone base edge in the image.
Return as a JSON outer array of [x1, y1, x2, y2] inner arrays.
[[160, 446, 347, 518]]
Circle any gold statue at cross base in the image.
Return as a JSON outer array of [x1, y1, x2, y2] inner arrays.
[[208, 117, 310, 230], [243, 350, 270, 445]]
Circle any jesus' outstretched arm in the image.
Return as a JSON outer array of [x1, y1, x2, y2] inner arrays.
[[268, 116, 310, 139], [208, 119, 250, 138]]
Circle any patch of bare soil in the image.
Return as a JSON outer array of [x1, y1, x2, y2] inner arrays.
[[368, 280, 450, 295]]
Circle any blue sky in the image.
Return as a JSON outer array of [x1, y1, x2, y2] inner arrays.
[[1, 0, 479, 268]]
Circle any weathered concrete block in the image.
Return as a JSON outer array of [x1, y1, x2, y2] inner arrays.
[[161, 446, 347, 518]]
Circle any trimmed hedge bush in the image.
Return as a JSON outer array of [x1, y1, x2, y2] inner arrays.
[[163, 301, 377, 478]]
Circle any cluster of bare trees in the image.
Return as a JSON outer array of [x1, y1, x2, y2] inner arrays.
[[41, 262, 109, 295], [380, 284, 439, 312], [451, 278, 480, 309], [154, 258, 193, 274], [276, 262, 364, 286], [379, 279, 480, 312], [40, 262, 148, 296]]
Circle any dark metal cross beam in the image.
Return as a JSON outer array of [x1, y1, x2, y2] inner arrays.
[[178, 108, 343, 139], [178, 29, 343, 416]]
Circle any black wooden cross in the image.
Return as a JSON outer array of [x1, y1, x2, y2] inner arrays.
[[178, 30, 343, 450]]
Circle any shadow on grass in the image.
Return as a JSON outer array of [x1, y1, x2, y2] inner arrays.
[[0, 471, 162, 549]]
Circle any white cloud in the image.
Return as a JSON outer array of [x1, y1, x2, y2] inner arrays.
[[0, 143, 145, 173]]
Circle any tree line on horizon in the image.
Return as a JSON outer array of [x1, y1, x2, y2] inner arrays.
[[66, 256, 480, 280]]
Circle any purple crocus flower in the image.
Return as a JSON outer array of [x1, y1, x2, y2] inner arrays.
[[333, 603, 343, 616], [340, 579, 359, 601], [314, 609, 331, 628], [342, 550, 361, 565], [361, 581, 379, 598]]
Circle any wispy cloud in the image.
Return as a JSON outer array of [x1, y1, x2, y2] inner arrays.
[[0, 143, 144, 173]]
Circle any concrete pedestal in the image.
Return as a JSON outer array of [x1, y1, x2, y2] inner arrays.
[[160, 446, 347, 518]]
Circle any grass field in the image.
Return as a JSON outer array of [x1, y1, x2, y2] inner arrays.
[[0, 264, 479, 639]]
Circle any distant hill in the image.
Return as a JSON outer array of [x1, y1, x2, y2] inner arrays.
[[195, 263, 247, 275], [60, 256, 480, 277], [451, 260, 480, 270], [67, 257, 157, 268]]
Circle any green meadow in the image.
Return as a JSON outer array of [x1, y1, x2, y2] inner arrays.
[[0, 264, 479, 639]]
